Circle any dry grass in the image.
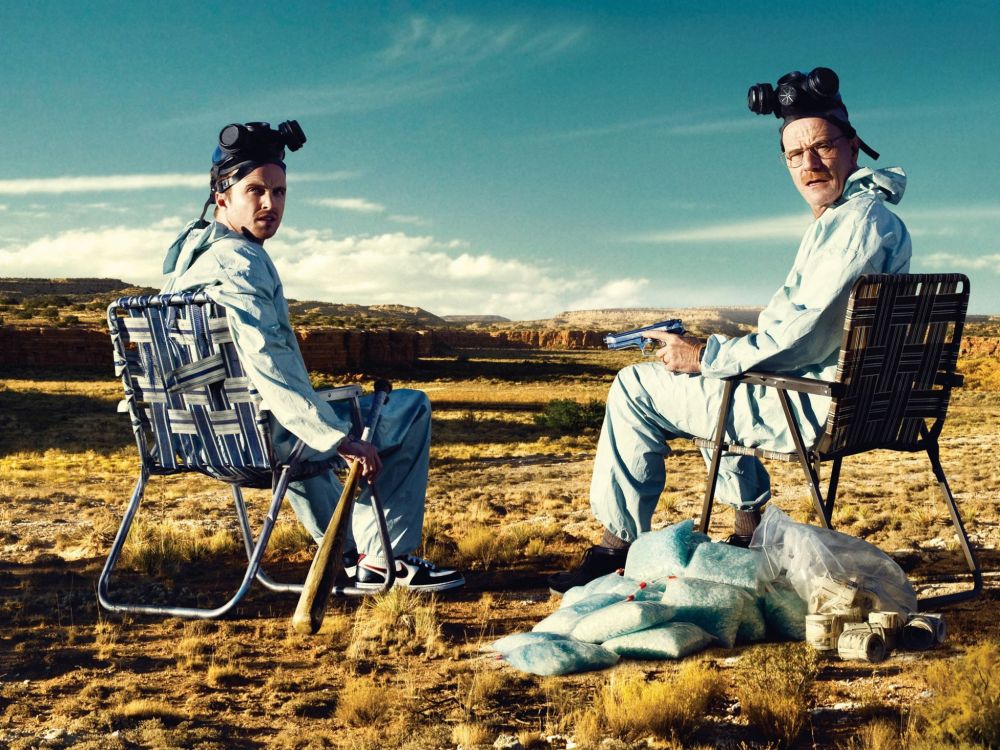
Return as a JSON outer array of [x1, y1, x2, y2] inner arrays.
[[113, 699, 187, 724], [909, 640, 1000, 748], [734, 642, 820, 749], [574, 662, 723, 743], [2, 347, 999, 749], [347, 586, 444, 659], [451, 721, 491, 749], [118, 519, 238, 577], [336, 676, 393, 726]]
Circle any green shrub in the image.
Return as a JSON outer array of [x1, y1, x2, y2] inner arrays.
[[533, 398, 605, 432], [910, 640, 1000, 748]]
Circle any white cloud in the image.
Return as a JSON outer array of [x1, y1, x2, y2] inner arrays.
[[310, 197, 386, 214], [379, 16, 586, 68], [0, 171, 355, 196], [920, 252, 1000, 273], [389, 214, 431, 227], [631, 213, 811, 244], [0, 223, 650, 319], [0, 226, 174, 287]]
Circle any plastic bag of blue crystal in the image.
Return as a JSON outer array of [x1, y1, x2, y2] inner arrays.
[[490, 631, 568, 656], [560, 571, 664, 608], [685, 540, 763, 592], [570, 600, 676, 643], [736, 596, 767, 644], [532, 593, 624, 636], [762, 582, 808, 641], [661, 577, 753, 648], [603, 621, 715, 659], [504, 639, 620, 675], [624, 520, 709, 583]]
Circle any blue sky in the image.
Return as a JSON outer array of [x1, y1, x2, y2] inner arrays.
[[2, 1, 998, 318]]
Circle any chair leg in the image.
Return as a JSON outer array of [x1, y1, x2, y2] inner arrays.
[[825, 457, 843, 522], [776, 390, 832, 529], [98, 466, 293, 619], [97, 469, 149, 612], [699, 380, 736, 534], [917, 443, 982, 609], [231, 485, 304, 594]]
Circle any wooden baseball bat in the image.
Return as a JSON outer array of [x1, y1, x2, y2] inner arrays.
[[291, 381, 391, 635]]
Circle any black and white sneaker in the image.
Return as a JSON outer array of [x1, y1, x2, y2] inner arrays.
[[355, 553, 465, 593]]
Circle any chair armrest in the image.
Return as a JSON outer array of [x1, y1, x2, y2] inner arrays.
[[730, 370, 843, 398], [316, 385, 364, 402]]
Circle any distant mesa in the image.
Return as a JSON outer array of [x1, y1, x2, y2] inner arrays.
[[442, 315, 511, 325]]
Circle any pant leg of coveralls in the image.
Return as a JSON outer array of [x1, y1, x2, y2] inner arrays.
[[284, 388, 430, 560], [589, 362, 772, 543]]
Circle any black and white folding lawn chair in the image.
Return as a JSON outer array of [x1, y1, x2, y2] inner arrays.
[[697, 274, 981, 609]]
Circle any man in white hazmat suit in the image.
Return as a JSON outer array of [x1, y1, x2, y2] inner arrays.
[[550, 67, 911, 593], [162, 121, 464, 592]]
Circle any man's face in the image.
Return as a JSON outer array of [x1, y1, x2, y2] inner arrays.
[[781, 117, 859, 218], [215, 163, 287, 242]]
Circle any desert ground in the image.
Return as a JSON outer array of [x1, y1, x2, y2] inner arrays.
[[1, 324, 998, 748]]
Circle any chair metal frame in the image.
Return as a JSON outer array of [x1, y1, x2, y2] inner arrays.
[[697, 273, 982, 609], [99, 292, 393, 618]]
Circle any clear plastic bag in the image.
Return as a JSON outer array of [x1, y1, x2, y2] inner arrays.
[[752, 505, 917, 616], [570, 600, 676, 643], [603, 622, 714, 660], [624, 519, 709, 583], [504, 639, 620, 676]]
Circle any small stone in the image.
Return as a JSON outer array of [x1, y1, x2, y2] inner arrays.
[[493, 734, 522, 750]]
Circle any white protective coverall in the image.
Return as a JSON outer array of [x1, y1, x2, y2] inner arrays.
[[161, 221, 428, 559], [592, 167, 912, 542]]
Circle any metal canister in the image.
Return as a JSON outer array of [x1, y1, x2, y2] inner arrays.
[[868, 611, 902, 649], [902, 614, 946, 650], [806, 613, 844, 652], [837, 623, 887, 663]]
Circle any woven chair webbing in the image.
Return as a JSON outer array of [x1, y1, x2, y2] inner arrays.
[[817, 274, 967, 455], [111, 294, 272, 483]]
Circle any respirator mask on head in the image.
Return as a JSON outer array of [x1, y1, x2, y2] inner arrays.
[[195, 119, 306, 224], [747, 67, 879, 160], [210, 120, 306, 194]]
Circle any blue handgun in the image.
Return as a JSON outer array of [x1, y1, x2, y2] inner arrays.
[[604, 319, 685, 356]]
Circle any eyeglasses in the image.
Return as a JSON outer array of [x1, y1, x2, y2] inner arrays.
[[782, 134, 848, 167]]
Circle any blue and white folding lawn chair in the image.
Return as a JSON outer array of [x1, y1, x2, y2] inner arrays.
[[99, 292, 393, 618]]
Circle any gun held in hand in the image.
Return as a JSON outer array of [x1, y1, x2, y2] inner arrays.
[[604, 319, 685, 356]]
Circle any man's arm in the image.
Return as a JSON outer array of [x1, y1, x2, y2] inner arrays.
[[701, 201, 910, 379], [206, 244, 355, 455]]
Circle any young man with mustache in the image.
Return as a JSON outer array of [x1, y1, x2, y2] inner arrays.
[[161, 122, 464, 593]]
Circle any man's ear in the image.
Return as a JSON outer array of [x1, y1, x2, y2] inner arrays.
[[214, 191, 227, 209]]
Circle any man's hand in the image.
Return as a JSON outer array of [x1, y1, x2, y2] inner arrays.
[[337, 438, 382, 481], [644, 330, 705, 373]]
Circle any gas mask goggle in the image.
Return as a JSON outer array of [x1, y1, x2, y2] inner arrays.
[[747, 67, 879, 160], [197, 120, 306, 223]]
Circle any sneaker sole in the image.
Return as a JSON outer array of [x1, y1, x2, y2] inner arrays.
[[355, 576, 465, 593]]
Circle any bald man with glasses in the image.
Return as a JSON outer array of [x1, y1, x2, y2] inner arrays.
[[550, 67, 912, 593]]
